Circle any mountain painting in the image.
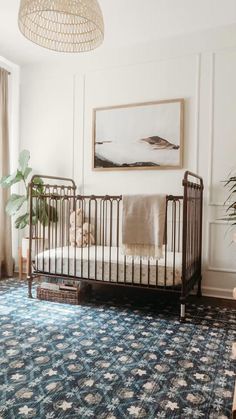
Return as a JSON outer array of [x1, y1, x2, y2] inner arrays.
[[93, 99, 184, 170]]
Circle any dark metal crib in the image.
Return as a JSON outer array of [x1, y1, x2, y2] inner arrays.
[[27, 171, 203, 320]]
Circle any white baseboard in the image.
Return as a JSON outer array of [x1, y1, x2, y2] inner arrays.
[[202, 286, 234, 300]]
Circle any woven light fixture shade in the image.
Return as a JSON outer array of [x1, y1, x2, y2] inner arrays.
[[18, 0, 104, 53]]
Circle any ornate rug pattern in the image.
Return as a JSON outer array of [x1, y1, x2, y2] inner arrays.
[[0, 279, 235, 418]]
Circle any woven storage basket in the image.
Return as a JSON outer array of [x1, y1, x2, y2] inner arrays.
[[37, 286, 79, 305]]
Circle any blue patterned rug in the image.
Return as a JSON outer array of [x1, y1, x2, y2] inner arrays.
[[0, 279, 235, 419]]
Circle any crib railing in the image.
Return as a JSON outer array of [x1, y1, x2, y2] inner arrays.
[[27, 171, 203, 320], [182, 171, 203, 299]]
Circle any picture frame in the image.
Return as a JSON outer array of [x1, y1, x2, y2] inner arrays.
[[92, 98, 184, 171]]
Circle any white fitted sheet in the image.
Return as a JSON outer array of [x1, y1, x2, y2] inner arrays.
[[35, 245, 182, 287]]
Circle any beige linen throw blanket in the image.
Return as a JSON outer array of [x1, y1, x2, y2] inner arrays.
[[122, 194, 166, 259]]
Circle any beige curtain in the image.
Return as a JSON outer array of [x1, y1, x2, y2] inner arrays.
[[0, 68, 13, 278]]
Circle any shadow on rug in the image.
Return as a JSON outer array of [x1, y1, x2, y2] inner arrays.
[[0, 279, 235, 418]]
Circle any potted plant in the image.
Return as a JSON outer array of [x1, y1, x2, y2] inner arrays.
[[0, 149, 57, 258]]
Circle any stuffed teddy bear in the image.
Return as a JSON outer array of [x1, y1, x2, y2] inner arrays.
[[70, 209, 95, 247], [69, 209, 83, 247], [72, 223, 95, 247], [81, 222, 95, 246], [73, 228, 88, 248]]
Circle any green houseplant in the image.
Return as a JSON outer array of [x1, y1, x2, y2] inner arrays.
[[0, 149, 57, 229], [222, 173, 236, 227]]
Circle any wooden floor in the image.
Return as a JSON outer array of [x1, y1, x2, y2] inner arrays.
[[91, 283, 236, 309]]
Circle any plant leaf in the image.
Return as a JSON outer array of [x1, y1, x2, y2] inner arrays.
[[0, 170, 23, 188], [19, 150, 30, 174], [15, 213, 29, 229], [6, 194, 27, 216], [225, 200, 236, 210], [36, 200, 58, 226], [32, 177, 44, 195], [37, 200, 49, 226], [30, 207, 38, 225], [33, 177, 43, 185], [32, 215, 38, 225], [224, 176, 236, 186], [48, 204, 58, 223], [23, 167, 32, 179]]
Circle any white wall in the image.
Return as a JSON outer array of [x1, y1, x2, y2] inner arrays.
[[20, 24, 236, 298]]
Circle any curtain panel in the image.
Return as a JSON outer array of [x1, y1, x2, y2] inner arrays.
[[0, 68, 13, 278]]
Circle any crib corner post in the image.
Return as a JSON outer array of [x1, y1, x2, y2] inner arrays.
[[28, 275, 33, 298], [180, 297, 186, 322], [197, 274, 202, 298], [180, 304, 186, 322]]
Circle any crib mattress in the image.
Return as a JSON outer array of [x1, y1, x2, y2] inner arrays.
[[35, 246, 182, 287]]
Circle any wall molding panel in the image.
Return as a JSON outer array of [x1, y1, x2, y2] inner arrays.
[[207, 221, 236, 273], [194, 53, 201, 173], [208, 48, 236, 206], [208, 52, 216, 206], [203, 48, 236, 297]]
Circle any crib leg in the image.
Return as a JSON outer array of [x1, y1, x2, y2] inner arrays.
[[180, 303, 186, 322], [197, 275, 202, 297], [28, 276, 33, 298]]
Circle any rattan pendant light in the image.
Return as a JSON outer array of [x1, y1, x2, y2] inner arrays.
[[18, 0, 104, 53]]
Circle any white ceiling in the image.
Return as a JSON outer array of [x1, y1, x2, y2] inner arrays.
[[0, 0, 236, 65]]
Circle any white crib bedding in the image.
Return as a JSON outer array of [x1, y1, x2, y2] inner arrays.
[[35, 245, 182, 287]]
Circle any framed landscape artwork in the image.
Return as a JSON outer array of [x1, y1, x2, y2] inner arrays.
[[92, 98, 184, 170]]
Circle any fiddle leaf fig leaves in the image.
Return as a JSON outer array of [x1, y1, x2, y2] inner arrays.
[[19, 149, 30, 174], [24, 167, 32, 180], [37, 201, 58, 225], [15, 213, 29, 229], [0, 170, 23, 188], [6, 194, 27, 216], [0, 149, 58, 229], [222, 172, 236, 226]]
